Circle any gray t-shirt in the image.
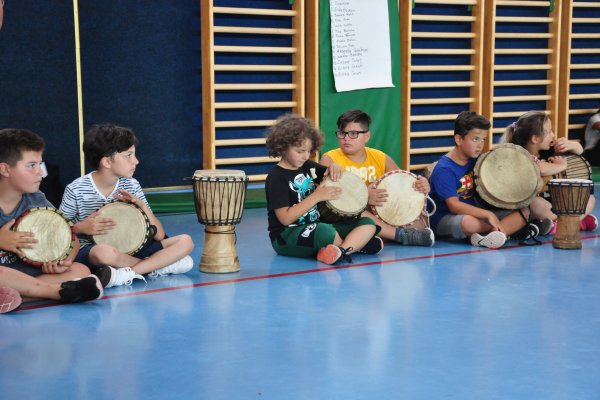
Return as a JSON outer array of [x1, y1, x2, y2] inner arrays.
[[584, 112, 600, 151], [0, 191, 53, 264]]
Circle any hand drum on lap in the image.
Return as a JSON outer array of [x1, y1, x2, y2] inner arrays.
[[318, 171, 368, 223], [474, 143, 542, 209], [192, 169, 249, 274], [11, 207, 75, 265], [371, 170, 426, 227], [92, 201, 152, 255]]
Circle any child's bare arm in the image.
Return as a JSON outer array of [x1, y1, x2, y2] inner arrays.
[[274, 184, 341, 226]]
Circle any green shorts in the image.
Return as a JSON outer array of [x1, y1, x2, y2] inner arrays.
[[271, 217, 378, 258]]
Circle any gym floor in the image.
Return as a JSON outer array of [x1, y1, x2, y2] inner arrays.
[[2, 187, 600, 399]]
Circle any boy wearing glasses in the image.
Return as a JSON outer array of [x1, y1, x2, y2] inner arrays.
[[0, 129, 103, 310], [429, 111, 529, 248], [59, 124, 194, 287], [320, 109, 434, 246]]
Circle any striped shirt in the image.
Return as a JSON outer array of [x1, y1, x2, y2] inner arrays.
[[59, 172, 150, 248]]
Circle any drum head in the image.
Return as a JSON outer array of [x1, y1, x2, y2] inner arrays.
[[13, 208, 74, 263], [193, 169, 247, 180], [93, 202, 150, 255], [563, 154, 592, 180], [474, 143, 542, 209], [322, 171, 368, 216], [372, 170, 425, 227]]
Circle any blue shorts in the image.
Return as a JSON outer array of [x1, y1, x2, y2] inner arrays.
[[76, 239, 164, 266], [2, 259, 44, 277]]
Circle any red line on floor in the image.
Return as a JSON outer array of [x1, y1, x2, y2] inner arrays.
[[15, 234, 600, 312]]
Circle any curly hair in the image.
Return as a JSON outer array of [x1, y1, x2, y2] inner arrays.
[[265, 114, 324, 158], [0, 128, 45, 166], [83, 123, 139, 169]]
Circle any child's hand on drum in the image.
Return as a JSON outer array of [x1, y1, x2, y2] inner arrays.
[[41, 260, 71, 274], [413, 176, 430, 194], [368, 184, 388, 207], [76, 211, 117, 236], [324, 163, 343, 182], [314, 183, 342, 202], [114, 189, 145, 208], [548, 155, 568, 168], [0, 219, 37, 256]]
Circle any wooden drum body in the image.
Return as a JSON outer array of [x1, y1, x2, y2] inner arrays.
[[317, 171, 368, 223], [474, 143, 542, 209], [11, 207, 75, 266], [192, 169, 248, 273], [547, 178, 593, 250], [371, 170, 426, 227], [92, 201, 154, 255]]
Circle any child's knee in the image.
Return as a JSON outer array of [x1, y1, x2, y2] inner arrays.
[[89, 244, 120, 265], [69, 262, 91, 277], [313, 223, 337, 249]]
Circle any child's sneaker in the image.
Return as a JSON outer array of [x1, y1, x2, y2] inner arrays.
[[59, 275, 104, 303], [580, 214, 598, 231], [358, 236, 384, 254], [396, 227, 435, 246], [548, 221, 557, 235], [105, 267, 145, 288], [531, 218, 553, 236], [149, 256, 194, 278], [508, 223, 540, 243], [316, 245, 353, 265], [90, 265, 113, 288], [470, 231, 507, 248], [0, 287, 22, 314]]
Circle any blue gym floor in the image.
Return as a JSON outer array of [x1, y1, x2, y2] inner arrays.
[[2, 189, 600, 400]]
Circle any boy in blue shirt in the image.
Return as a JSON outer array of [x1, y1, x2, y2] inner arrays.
[[429, 111, 531, 248]]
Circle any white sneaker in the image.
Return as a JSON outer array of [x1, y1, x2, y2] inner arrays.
[[106, 266, 146, 288], [149, 256, 194, 278], [470, 231, 507, 249]]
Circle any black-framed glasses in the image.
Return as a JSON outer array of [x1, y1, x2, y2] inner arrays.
[[335, 130, 368, 139]]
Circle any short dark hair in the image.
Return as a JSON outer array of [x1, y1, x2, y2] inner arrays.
[[454, 111, 491, 138], [0, 128, 45, 166], [83, 123, 139, 169], [337, 109, 371, 131], [265, 114, 323, 158]]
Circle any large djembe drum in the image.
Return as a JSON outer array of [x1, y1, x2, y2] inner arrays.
[[474, 143, 543, 209], [192, 170, 248, 273], [317, 171, 368, 223], [547, 178, 593, 249]]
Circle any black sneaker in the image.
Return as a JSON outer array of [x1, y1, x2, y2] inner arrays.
[[59, 275, 104, 304], [508, 223, 540, 243], [358, 236, 384, 254], [531, 218, 553, 236], [90, 265, 113, 288]]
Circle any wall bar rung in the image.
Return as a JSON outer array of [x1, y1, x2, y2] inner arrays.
[[214, 119, 276, 128], [215, 138, 267, 146], [214, 83, 297, 90], [215, 156, 277, 165], [415, 0, 476, 4], [411, 49, 475, 55], [410, 113, 461, 122], [213, 7, 297, 17], [411, 32, 476, 39], [494, 64, 551, 70], [569, 93, 600, 100], [411, 65, 475, 71], [411, 81, 475, 88], [494, 79, 551, 86], [571, 33, 600, 39], [570, 63, 600, 70], [569, 79, 600, 85], [411, 15, 476, 22], [571, 49, 600, 54], [215, 101, 297, 109], [496, 1, 550, 6], [409, 146, 454, 155], [410, 130, 455, 138], [572, 18, 600, 23], [214, 64, 297, 72], [568, 124, 586, 130], [495, 33, 553, 39], [569, 108, 598, 115], [214, 45, 297, 53], [572, 2, 600, 7], [493, 95, 551, 102], [411, 97, 474, 105], [214, 26, 296, 35], [494, 48, 552, 55], [495, 16, 553, 23]]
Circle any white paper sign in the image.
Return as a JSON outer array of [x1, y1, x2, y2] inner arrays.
[[330, 0, 394, 92]]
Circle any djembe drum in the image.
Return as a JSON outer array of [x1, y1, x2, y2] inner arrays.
[[192, 170, 248, 273], [474, 143, 543, 209], [541, 154, 592, 193], [92, 201, 156, 255], [11, 207, 75, 266], [317, 171, 368, 223], [547, 178, 593, 249], [371, 170, 427, 227]]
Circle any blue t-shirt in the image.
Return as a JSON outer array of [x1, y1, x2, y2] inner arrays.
[[0, 191, 53, 264], [429, 155, 476, 230]]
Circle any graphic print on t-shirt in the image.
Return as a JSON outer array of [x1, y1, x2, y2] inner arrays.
[[458, 171, 474, 200], [288, 172, 319, 225]]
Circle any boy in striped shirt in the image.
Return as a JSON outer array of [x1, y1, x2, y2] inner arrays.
[[59, 124, 194, 288]]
